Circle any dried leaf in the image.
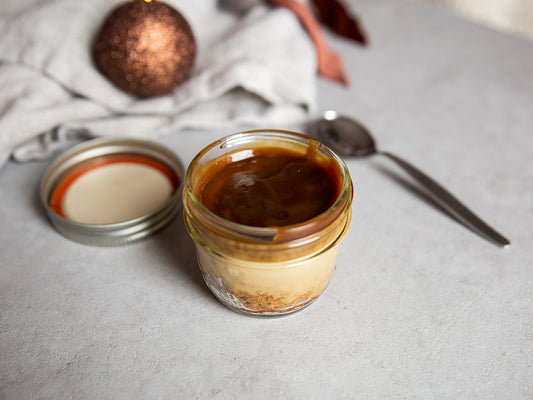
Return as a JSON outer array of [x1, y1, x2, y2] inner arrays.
[[266, 0, 350, 85], [311, 0, 369, 45]]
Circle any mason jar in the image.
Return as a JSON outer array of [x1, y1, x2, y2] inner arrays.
[[183, 129, 353, 316]]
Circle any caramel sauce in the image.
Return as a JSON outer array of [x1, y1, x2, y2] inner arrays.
[[197, 146, 342, 227]]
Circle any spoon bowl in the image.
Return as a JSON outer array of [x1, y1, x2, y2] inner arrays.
[[312, 110, 376, 157], [311, 111, 510, 247]]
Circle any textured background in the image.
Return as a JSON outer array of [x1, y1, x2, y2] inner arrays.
[[1, 0, 532, 398]]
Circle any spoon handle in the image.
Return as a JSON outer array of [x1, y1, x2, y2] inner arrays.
[[380, 151, 510, 247]]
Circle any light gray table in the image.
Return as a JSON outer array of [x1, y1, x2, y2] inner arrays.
[[1, 0, 532, 398]]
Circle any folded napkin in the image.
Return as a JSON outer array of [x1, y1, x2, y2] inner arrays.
[[0, 0, 318, 167]]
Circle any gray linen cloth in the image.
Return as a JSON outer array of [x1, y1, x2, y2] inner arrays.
[[0, 0, 316, 166]]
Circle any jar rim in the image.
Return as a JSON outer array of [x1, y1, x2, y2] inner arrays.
[[183, 129, 353, 243]]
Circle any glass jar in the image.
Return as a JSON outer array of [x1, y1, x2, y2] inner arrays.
[[183, 130, 353, 316]]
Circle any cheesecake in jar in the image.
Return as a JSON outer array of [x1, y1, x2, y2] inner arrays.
[[183, 130, 353, 316]]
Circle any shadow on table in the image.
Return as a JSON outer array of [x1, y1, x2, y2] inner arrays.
[[372, 159, 454, 221], [32, 172, 215, 299], [152, 212, 212, 296]]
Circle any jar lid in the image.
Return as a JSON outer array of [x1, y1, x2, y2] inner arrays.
[[40, 137, 184, 246]]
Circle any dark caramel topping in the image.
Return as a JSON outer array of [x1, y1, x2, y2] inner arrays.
[[197, 147, 340, 227]]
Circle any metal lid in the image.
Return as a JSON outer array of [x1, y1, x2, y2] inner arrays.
[[40, 137, 184, 246]]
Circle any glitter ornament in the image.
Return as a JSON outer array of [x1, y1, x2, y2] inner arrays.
[[93, 0, 196, 98]]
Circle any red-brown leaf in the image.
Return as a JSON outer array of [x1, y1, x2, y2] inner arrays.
[[311, 0, 369, 45]]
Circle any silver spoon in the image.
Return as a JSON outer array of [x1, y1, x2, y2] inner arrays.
[[311, 111, 510, 247]]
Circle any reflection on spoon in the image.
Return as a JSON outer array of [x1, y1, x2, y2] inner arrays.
[[311, 111, 510, 248]]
